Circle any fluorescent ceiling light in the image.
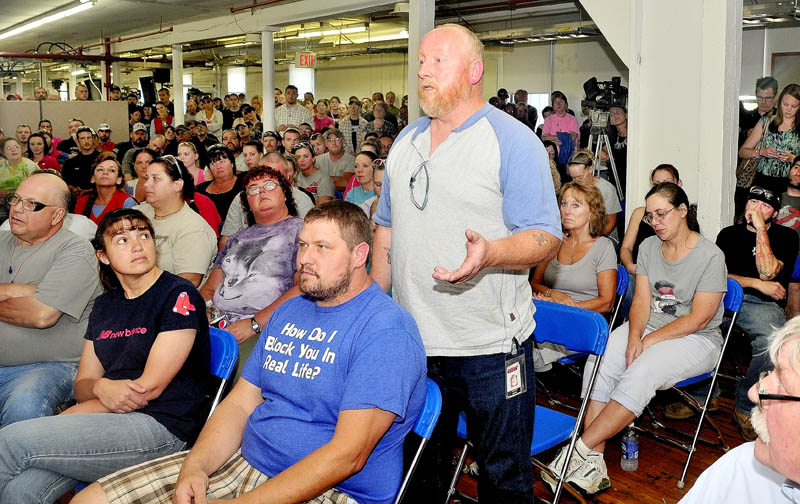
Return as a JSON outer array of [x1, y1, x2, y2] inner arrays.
[[225, 41, 255, 48], [71, 69, 87, 76], [0, 0, 95, 41], [293, 25, 367, 39]]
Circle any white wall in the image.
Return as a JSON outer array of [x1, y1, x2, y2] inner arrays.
[[740, 24, 800, 96], [489, 38, 628, 111]]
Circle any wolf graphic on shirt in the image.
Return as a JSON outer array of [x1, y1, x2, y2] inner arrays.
[[652, 280, 678, 315]]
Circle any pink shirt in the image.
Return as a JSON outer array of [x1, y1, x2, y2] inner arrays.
[[542, 113, 579, 136], [314, 116, 335, 133]]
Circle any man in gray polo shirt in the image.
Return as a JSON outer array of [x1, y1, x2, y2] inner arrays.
[[315, 129, 355, 192], [372, 24, 561, 503], [0, 171, 102, 426]]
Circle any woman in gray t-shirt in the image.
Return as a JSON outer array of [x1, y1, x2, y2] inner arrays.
[[531, 179, 618, 368], [566, 149, 622, 244], [542, 182, 727, 496]]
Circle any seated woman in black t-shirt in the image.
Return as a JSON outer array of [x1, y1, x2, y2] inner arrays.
[[0, 209, 213, 504]]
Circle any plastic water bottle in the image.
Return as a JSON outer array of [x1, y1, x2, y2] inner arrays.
[[621, 425, 639, 472]]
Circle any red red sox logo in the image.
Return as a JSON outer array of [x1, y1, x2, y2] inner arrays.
[[172, 292, 196, 316]]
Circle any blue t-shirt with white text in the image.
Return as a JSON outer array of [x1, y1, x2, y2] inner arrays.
[[240, 282, 427, 504]]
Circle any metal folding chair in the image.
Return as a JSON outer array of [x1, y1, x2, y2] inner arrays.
[[631, 278, 744, 488], [394, 378, 443, 504], [446, 301, 610, 504], [207, 327, 239, 418]]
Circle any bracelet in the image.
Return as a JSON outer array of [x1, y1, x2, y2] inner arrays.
[[545, 289, 551, 297]]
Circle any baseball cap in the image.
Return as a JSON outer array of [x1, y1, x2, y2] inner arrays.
[[132, 122, 147, 132], [324, 129, 343, 140], [98, 123, 112, 131], [109, 85, 121, 92]]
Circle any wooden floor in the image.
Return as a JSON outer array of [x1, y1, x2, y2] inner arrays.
[[452, 338, 753, 504]]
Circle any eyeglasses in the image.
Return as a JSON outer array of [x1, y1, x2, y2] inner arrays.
[[292, 142, 313, 154], [7, 194, 56, 212], [16, 123, 30, 129], [643, 206, 676, 225], [372, 158, 386, 169], [749, 186, 777, 202], [159, 155, 183, 177], [757, 370, 800, 408], [325, 136, 342, 143], [756, 95, 776, 103], [410, 160, 430, 211], [309, 133, 323, 141], [245, 180, 280, 196]]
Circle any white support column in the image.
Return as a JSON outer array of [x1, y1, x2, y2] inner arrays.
[[262, 29, 276, 131], [15, 75, 24, 97], [69, 63, 77, 99], [407, 0, 434, 123], [628, 0, 741, 236], [582, 0, 741, 237], [100, 62, 108, 101], [172, 44, 185, 125], [214, 65, 223, 98], [112, 62, 121, 88]]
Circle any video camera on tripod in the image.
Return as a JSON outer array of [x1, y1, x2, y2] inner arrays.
[[581, 77, 628, 133], [581, 76, 629, 201]]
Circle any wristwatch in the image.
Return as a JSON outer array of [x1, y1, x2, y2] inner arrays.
[[250, 317, 261, 335]]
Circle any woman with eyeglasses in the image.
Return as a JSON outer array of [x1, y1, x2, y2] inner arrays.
[[0, 138, 38, 193], [543, 182, 727, 495], [345, 151, 379, 205], [74, 154, 137, 224], [26, 131, 60, 171], [200, 166, 302, 378], [133, 156, 217, 287], [740, 83, 800, 196], [0, 208, 214, 503], [197, 145, 244, 221]]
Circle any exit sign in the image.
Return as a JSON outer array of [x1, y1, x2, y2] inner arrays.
[[295, 52, 316, 68]]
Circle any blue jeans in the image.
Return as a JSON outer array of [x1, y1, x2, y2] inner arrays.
[[0, 362, 77, 426], [684, 295, 785, 413], [410, 338, 536, 504], [0, 412, 186, 503]]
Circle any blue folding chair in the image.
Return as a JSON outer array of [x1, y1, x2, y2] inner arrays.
[[446, 301, 609, 504], [631, 278, 743, 489], [73, 328, 239, 494], [538, 265, 628, 412], [394, 378, 443, 504], [208, 327, 239, 418]]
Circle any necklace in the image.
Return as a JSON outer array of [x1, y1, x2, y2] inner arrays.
[[8, 241, 46, 283], [154, 206, 182, 219]]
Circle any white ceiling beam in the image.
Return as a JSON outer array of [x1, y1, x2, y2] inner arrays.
[[112, 0, 397, 53]]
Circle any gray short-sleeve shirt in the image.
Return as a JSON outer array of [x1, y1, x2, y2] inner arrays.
[[0, 226, 103, 365], [637, 235, 728, 344], [543, 236, 617, 303]]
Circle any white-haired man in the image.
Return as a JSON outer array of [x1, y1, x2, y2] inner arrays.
[[679, 316, 800, 503]]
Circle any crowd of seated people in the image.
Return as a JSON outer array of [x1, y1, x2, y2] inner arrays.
[[1, 77, 799, 504]]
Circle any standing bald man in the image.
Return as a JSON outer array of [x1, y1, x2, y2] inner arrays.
[[372, 24, 562, 503]]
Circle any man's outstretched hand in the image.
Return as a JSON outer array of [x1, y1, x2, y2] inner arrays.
[[433, 229, 491, 284]]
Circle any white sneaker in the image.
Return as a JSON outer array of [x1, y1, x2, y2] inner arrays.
[[567, 451, 611, 494], [541, 446, 585, 493], [541, 447, 611, 495]]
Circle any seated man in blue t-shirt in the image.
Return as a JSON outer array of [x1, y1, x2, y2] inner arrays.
[[74, 200, 428, 504]]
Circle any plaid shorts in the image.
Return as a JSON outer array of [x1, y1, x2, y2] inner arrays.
[[98, 450, 357, 504]]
